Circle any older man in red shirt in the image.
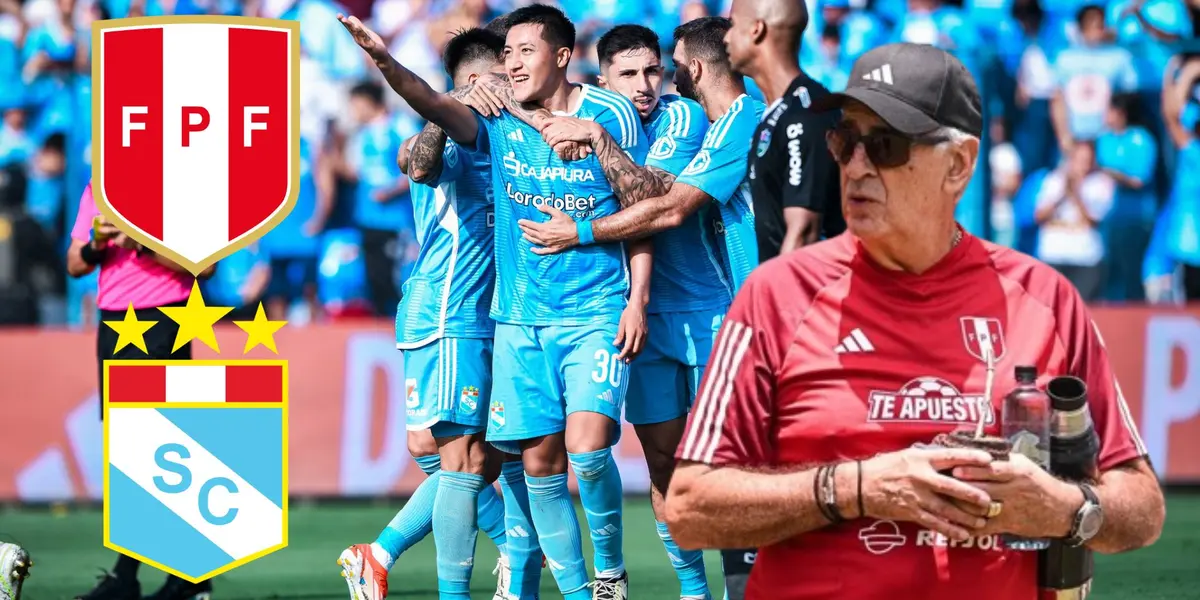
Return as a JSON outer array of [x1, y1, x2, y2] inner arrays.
[[664, 43, 1165, 600]]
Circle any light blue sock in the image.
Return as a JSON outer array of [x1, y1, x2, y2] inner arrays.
[[526, 473, 590, 599], [434, 471, 486, 600], [568, 448, 625, 578], [500, 462, 542, 599], [657, 520, 710, 598], [477, 483, 508, 555], [374, 454, 443, 565]]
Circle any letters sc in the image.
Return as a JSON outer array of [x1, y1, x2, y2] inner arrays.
[[153, 443, 240, 526]]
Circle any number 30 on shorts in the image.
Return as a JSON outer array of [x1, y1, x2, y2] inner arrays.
[[591, 349, 624, 387]]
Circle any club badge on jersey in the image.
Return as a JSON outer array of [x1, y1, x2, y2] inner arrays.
[[91, 16, 301, 276], [101, 284, 290, 583]]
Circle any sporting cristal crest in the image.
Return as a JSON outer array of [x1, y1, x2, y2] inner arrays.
[[101, 283, 289, 582]]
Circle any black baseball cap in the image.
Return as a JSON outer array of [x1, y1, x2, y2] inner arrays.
[[812, 43, 983, 138]]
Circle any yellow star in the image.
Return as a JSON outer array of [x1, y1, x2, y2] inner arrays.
[[234, 303, 288, 354], [158, 280, 234, 353], [102, 303, 157, 353]]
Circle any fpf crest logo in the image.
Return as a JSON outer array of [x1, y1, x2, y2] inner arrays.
[[101, 281, 290, 582], [91, 15, 301, 276]]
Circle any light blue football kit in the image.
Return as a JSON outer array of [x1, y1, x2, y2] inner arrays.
[[625, 95, 728, 427], [677, 94, 767, 291], [473, 83, 649, 596], [474, 84, 649, 449], [396, 140, 496, 438], [625, 93, 719, 600], [377, 138, 516, 600]]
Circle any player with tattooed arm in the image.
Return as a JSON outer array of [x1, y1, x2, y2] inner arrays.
[[340, 5, 650, 598]]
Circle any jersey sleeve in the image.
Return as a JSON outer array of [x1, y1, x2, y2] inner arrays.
[[775, 107, 839, 212], [644, 100, 708, 176], [1054, 277, 1148, 472], [70, 184, 99, 243], [597, 96, 650, 164], [428, 142, 468, 187], [676, 112, 755, 205], [677, 269, 787, 466], [469, 112, 492, 155]]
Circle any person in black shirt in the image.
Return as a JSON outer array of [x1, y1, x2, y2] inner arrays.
[[724, 0, 845, 264]]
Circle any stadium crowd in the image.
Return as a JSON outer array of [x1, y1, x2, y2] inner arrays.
[[1, 0, 1199, 325]]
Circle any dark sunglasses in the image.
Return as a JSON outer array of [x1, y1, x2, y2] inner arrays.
[[825, 122, 951, 169]]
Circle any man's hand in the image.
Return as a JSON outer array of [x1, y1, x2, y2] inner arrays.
[[614, 300, 647, 362], [553, 141, 593, 161], [91, 218, 121, 250], [337, 14, 389, 62], [952, 452, 1083, 539], [459, 78, 506, 118], [540, 116, 602, 147], [860, 447, 995, 542], [518, 204, 579, 255]]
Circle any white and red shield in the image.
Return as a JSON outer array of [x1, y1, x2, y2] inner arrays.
[[960, 316, 1006, 363], [92, 16, 300, 274]]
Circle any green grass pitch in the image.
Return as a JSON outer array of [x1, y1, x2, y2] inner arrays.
[[3, 494, 1198, 599]]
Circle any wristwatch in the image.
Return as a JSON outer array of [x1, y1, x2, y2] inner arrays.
[[1065, 483, 1104, 547]]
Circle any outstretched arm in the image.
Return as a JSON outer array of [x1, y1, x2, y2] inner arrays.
[[541, 117, 672, 207], [339, 14, 478, 145]]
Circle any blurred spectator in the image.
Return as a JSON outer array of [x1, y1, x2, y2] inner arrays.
[[1160, 55, 1200, 299], [1108, 0, 1194, 130], [1097, 93, 1158, 301], [816, 0, 891, 67], [1013, 0, 1057, 174], [332, 80, 418, 317], [0, 162, 61, 325], [0, 108, 33, 166], [1034, 141, 1115, 301], [373, 0, 445, 92], [24, 131, 64, 237], [807, 23, 850, 92], [990, 122, 1023, 249], [204, 244, 272, 321], [1050, 5, 1138, 151], [259, 136, 333, 321]]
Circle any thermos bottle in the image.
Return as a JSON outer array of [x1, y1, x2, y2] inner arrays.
[[1038, 375, 1099, 599]]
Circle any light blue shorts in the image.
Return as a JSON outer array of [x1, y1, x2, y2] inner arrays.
[[487, 322, 627, 454], [625, 309, 725, 425], [403, 337, 492, 436]]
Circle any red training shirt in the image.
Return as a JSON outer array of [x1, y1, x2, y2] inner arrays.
[[677, 231, 1147, 600]]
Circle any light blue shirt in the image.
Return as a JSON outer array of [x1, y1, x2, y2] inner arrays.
[[641, 95, 728, 314], [1054, 44, 1139, 140], [473, 84, 650, 326], [396, 141, 496, 346], [1096, 125, 1158, 222], [676, 94, 767, 293]]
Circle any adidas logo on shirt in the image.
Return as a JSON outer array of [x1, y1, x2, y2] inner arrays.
[[835, 328, 875, 354], [862, 64, 894, 85], [508, 129, 525, 142]]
